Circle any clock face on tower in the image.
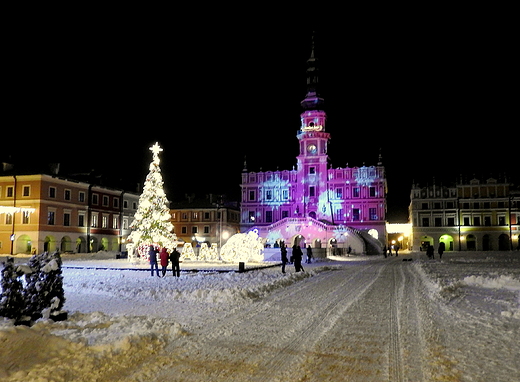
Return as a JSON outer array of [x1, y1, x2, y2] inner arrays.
[[307, 144, 317, 154]]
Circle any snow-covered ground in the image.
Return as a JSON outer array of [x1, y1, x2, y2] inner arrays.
[[1, 251, 519, 381]]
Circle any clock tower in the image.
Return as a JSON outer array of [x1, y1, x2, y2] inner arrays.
[[296, 34, 332, 221]]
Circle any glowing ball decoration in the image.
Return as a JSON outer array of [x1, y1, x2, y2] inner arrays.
[[220, 230, 264, 263]]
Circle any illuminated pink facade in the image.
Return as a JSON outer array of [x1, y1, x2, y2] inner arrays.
[[240, 40, 387, 254]]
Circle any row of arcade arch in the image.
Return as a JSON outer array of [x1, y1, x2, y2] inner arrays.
[[420, 233, 512, 251], [14, 234, 119, 254]]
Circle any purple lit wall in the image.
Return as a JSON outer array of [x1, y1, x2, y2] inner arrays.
[[240, 107, 387, 249]]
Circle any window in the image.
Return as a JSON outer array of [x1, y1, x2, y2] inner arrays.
[[102, 215, 109, 228], [5, 214, 13, 225], [123, 200, 128, 208], [78, 214, 85, 227], [422, 203, 429, 210], [113, 198, 119, 208], [49, 187, 56, 198], [249, 211, 255, 222], [434, 217, 442, 227], [463, 216, 470, 226], [353, 188, 360, 198], [352, 208, 360, 221], [48, 210, 55, 225], [249, 190, 256, 201], [369, 187, 376, 197], [336, 209, 343, 221], [266, 211, 273, 223], [282, 189, 289, 200], [123, 217, 129, 230], [79, 192, 86, 203], [182, 213, 188, 220], [309, 186, 315, 197], [204, 212, 211, 220], [447, 217, 455, 226], [181, 226, 187, 234], [64, 212, 71, 227], [484, 216, 492, 226], [422, 217, 430, 227], [6, 186, 14, 198], [473, 217, 481, 226], [192, 212, 199, 220], [92, 194, 99, 205], [113, 216, 119, 229], [64, 190, 71, 201], [336, 188, 343, 199], [23, 186, 30, 197], [369, 208, 377, 220], [191, 226, 198, 234], [282, 210, 289, 218], [309, 167, 316, 174], [22, 211, 30, 224], [266, 190, 273, 200], [91, 213, 98, 228], [204, 226, 210, 234], [102, 196, 109, 207]]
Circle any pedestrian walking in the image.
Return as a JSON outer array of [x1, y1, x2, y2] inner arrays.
[[169, 247, 181, 277], [383, 245, 387, 258], [280, 244, 288, 273], [426, 245, 434, 260], [347, 245, 352, 257], [394, 245, 399, 257], [438, 242, 445, 260], [306, 245, 313, 264], [149, 245, 159, 277], [292, 245, 304, 272], [159, 247, 169, 277]]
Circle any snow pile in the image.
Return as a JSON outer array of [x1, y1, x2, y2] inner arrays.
[[413, 252, 520, 320], [463, 274, 520, 290]]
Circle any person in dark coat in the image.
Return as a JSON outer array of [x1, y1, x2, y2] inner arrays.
[[159, 247, 169, 277], [149, 245, 159, 277], [292, 245, 304, 272], [169, 247, 181, 277], [306, 245, 313, 264], [280, 244, 288, 273], [426, 245, 434, 260], [438, 242, 445, 260]]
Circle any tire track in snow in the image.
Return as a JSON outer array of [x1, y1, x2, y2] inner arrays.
[[251, 262, 386, 382], [159, 262, 385, 381], [388, 262, 404, 381]]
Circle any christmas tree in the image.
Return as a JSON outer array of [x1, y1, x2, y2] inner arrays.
[[128, 142, 177, 259]]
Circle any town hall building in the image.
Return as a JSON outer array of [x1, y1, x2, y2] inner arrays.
[[240, 40, 387, 255]]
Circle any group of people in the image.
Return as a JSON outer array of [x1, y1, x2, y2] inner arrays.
[[280, 244, 310, 273], [426, 242, 445, 260], [148, 245, 181, 277], [382, 245, 400, 258]]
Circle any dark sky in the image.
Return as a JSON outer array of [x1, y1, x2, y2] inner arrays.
[[3, 12, 517, 222]]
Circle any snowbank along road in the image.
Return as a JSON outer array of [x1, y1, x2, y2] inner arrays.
[[1, 252, 519, 381]]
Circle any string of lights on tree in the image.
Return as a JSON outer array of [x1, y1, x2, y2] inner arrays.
[[127, 142, 177, 258]]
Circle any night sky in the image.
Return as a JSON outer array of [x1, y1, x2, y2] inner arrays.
[[3, 13, 517, 222]]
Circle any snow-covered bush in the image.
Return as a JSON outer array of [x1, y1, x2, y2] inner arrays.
[[0, 252, 67, 325], [0, 257, 25, 321]]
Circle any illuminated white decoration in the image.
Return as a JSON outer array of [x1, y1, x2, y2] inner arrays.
[[128, 142, 177, 261], [181, 243, 195, 261], [198, 242, 210, 261], [220, 230, 264, 263], [0, 206, 36, 214]]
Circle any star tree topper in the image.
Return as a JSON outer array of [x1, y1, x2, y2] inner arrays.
[[150, 142, 163, 164]]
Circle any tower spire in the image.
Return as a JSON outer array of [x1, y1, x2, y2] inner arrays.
[[301, 31, 324, 111]]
